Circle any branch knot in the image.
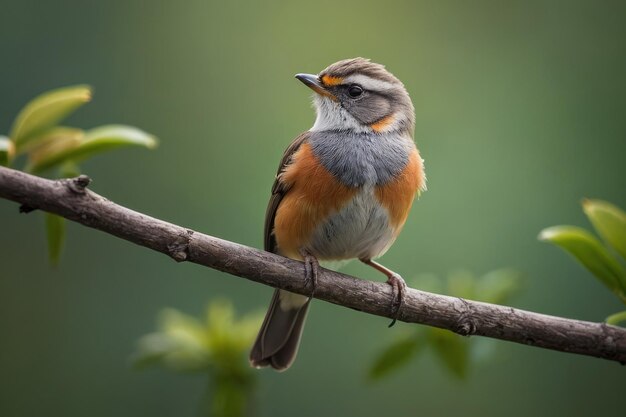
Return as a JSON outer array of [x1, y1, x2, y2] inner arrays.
[[453, 298, 477, 336], [68, 175, 92, 194], [167, 229, 194, 262]]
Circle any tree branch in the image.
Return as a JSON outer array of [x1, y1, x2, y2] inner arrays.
[[1, 165, 625, 364]]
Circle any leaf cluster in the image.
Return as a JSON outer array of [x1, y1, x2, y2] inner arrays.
[[1, 86, 157, 264], [539, 199, 626, 325], [133, 300, 263, 417]]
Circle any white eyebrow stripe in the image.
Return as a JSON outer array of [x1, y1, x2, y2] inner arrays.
[[342, 74, 396, 91]]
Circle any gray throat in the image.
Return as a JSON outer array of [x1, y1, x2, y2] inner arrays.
[[307, 130, 414, 188]]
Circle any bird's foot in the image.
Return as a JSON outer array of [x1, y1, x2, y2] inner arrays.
[[299, 249, 319, 298], [359, 258, 406, 327], [386, 272, 406, 327]]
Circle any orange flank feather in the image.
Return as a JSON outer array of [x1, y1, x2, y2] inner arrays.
[[370, 115, 395, 132], [375, 149, 425, 229], [321, 75, 344, 86], [274, 143, 357, 258]]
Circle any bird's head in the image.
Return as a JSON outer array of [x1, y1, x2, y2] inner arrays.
[[296, 58, 414, 136]]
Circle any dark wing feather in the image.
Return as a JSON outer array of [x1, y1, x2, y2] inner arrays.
[[264, 131, 310, 253]]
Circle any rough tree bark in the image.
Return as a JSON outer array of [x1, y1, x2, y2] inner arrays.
[[0, 165, 625, 364]]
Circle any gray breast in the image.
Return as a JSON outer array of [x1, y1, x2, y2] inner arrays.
[[308, 131, 414, 187], [306, 187, 397, 260]]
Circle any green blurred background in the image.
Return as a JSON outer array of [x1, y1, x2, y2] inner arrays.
[[1, 0, 625, 416]]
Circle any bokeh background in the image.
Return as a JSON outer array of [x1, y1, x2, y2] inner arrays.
[[1, 0, 625, 416]]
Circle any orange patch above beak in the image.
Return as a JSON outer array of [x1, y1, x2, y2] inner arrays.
[[320, 75, 344, 86]]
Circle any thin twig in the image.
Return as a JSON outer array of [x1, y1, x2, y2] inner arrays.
[[0, 165, 625, 364]]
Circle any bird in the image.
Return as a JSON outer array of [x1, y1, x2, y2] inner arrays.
[[249, 58, 426, 371]]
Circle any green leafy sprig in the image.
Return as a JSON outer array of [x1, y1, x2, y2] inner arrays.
[[1, 85, 157, 264], [539, 199, 626, 325], [133, 300, 263, 417]]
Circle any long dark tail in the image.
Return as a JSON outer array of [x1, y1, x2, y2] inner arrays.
[[249, 289, 310, 371]]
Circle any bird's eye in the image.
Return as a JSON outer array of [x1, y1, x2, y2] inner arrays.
[[347, 85, 363, 98]]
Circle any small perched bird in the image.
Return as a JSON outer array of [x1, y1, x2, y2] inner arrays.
[[250, 58, 426, 371]]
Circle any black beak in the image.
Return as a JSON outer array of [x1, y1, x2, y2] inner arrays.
[[295, 73, 336, 100]]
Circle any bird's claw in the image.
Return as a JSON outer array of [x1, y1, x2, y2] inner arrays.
[[299, 249, 319, 298], [386, 273, 406, 327]]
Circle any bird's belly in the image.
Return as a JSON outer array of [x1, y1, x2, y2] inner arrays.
[[306, 187, 396, 260]]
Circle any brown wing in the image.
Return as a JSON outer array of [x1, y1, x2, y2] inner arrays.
[[264, 131, 310, 253]]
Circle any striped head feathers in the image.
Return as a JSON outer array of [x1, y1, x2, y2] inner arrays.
[[295, 58, 415, 136]]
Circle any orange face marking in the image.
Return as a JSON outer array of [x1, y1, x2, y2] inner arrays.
[[370, 115, 396, 132], [274, 143, 357, 258], [321, 75, 344, 86], [375, 149, 425, 229]]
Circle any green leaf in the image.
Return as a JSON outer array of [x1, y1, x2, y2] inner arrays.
[[17, 126, 84, 155], [26, 134, 82, 174], [70, 124, 158, 160], [0, 136, 14, 166], [160, 308, 208, 349], [204, 301, 263, 373], [583, 199, 626, 261], [155, 308, 211, 372], [429, 328, 470, 379], [606, 311, 626, 326], [539, 226, 626, 301], [605, 311, 626, 326], [132, 333, 178, 369], [10, 85, 91, 147], [26, 125, 157, 174], [368, 334, 422, 380], [45, 213, 66, 266], [133, 303, 261, 376]]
